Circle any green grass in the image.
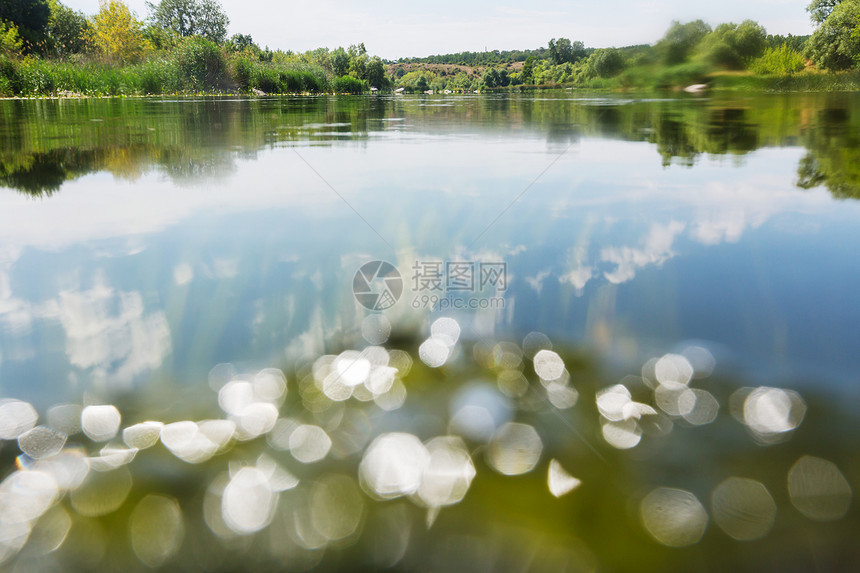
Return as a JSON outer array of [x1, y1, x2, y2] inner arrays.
[[0, 45, 349, 98]]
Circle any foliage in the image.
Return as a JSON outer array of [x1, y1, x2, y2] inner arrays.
[[0, 0, 51, 52], [86, 0, 149, 64], [229, 33, 253, 51], [1, 20, 24, 56], [696, 20, 768, 69], [330, 47, 349, 76], [146, 0, 229, 43], [587, 48, 626, 78], [46, 0, 88, 56], [805, 0, 860, 69], [397, 47, 547, 67], [657, 20, 712, 65], [548, 37, 587, 64], [331, 74, 365, 94], [365, 55, 386, 88], [766, 33, 810, 52], [175, 35, 227, 90], [520, 55, 536, 84], [750, 44, 806, 74], [807, 0, 842, 24]]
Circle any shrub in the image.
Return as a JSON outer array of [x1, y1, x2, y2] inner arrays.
[[252, 66, 279, 93], [750, 45, 806, 75], [588, 48, 626, 78], [331, 74, 365, 93], [231, 55, 253, 90], [175, 36, 229, 91]]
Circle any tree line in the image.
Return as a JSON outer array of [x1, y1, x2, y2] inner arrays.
[[1, 0, 860, 96], [0, 0, 390, 95]]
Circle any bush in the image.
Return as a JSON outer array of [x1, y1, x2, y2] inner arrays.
[[138, 57, 181, 94], [231, 55, 253, 90], [175, 36, 229, 91], [331, 75, 365, 93], [588, 48, 626, 78], [750, 45, 806, 75]]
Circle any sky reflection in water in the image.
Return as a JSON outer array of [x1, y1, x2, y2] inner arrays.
[[0, 93, 859, 571]]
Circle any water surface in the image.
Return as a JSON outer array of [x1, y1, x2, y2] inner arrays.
[[0, 93, 858, 571]]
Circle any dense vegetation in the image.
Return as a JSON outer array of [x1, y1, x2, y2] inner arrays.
[[0, 0, 385, 96], [0, 0, 859, 96]]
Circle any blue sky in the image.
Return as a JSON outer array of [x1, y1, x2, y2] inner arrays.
[[64, 0, 815, 59]]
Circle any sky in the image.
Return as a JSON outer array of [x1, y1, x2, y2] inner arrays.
[[64, 0, 815, 60]]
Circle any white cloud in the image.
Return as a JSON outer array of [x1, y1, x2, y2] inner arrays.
[[601, 221, 685, 284]]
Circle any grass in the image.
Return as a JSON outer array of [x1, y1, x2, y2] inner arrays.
[[0, 42, 349, 98]]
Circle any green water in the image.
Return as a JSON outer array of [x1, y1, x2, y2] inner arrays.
[[0, 93, 858, 572]]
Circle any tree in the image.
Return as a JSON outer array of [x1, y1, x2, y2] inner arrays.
[[86, 0, 149, 64], [229, 33, 253, 51], [697, 20, 767, 69], [482, 67, 500, 87], [807, 0, 842, 24], [521, 55, 536, 84], [347, 43, 367, 78], [657, 20, 712, 65], [330, 47, 349, 76], [47, 0, 88, 56], [548, 37, 586, 64], [805, 0, 860, 69], [416, 75, 428, 91], [146, 0, 229, 43], [1, 20, 24, 56], [588, 48, 626, 77], [0, 0, 51, 52], [365, 55, 386, 88]]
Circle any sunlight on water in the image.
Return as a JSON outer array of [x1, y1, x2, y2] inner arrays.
[[486, 423, 543, 476], [359, 433, 429, 500], [122, 421, 164, 450], [80, 405, 121, 443], [0, 318, 854, 570], [711, 477, 776, 541], [0, 400, 38, 440], [787, 456, 853, 521], [547, 459, 581, 498], [640, 488, 708, 547], [129, 494, 184, 567], [288, 424, 332, 464], [17, 427, 67, 460], [533, 349, 565, 381]]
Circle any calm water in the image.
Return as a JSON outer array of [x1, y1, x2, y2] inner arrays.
[[0, 93, 858, 571]]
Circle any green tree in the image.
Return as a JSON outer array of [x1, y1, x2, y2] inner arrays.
[[146, 0, 229, 43], [587, 48, 625, 77], [229, 33, 253, 51], [0, 0, 51, 52], [330, 47, 349, 76], [481, 67, 498, 87], [47, 0, 88, 56], [805, 0, 860, 69], [697, 20, 767, 69], [416, 74, 428, 91], [365, 55, 386, 88], [521, 55, 536, 84], [0, 20, 24, 56], [86, 0, 149, 64], [807, 0, 842, 24], [657, 20, 712, 65], [548, 37, 586, 64], [347, 43, 367, 78]]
